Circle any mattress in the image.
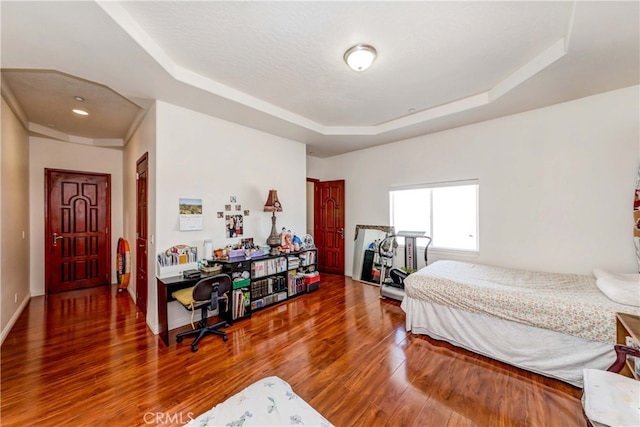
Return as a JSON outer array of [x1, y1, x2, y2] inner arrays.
[[401, 296, 614, 387], [400, 260, 640, 387], [403, 260, 640, 343]]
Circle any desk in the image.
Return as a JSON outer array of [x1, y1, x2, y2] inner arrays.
[[157, 250, 319, 347], [157, 274, 202, 347]]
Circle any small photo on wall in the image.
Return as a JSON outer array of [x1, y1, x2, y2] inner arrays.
[[230, 196, 237, 203], [217, 211, 223, 218], [225, 204, 231, 211], [235, 204, 242, 211], [226, 214, 244, 238], [244, 210, 250, 216]]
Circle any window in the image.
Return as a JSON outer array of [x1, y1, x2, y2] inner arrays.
[[389, 180, 478, 251]]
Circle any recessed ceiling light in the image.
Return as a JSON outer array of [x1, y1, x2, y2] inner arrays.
[[344, 44, 377, 72], [408, 108, 416, 114], [74, 96, 85, 102], [72, 109, 89, 116]]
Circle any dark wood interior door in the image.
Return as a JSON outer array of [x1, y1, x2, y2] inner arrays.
[[136, 153, 149, 315], [314, 180, 345, 275], [45, 169, 111, 293]]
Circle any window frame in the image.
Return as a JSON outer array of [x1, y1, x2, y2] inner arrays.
[[389, 179, 479, 253]]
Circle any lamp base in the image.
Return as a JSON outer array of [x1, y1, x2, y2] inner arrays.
[[266, 211, 280, 255]]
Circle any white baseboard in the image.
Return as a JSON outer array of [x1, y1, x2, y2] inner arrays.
[[1, 293, 31, 346]]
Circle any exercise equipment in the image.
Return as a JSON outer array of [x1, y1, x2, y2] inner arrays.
[[380, 232, 431, 301]]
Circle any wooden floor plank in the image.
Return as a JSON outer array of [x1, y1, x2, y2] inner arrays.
[[0, 274, 585, 426]]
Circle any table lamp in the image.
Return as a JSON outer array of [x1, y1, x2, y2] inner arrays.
[[263, 189, 283, 254]]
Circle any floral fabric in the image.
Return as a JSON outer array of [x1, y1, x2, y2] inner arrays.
[[404, 260, 640, 343], [187, 376, 333, 427]]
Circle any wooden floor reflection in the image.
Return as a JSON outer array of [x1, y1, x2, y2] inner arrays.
[[1, 275, 584, 426]]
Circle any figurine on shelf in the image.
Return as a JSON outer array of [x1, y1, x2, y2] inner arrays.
[[284, 229, 293, 251], [279, 227, 294, 252], [292, 234, 302, 252]]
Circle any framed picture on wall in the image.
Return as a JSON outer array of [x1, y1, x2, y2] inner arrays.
[[226, 214, 243, 238], [179, 198, 203, 231]]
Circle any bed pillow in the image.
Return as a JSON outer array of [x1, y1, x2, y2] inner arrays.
[[593, 268, 640, 307]]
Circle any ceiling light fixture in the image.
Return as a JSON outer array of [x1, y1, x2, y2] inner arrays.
[[74, 96, 85, 102], [72, 109, 89, 116], [344, 44, 377, 72]]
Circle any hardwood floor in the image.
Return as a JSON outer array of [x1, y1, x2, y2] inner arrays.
[[1, 274, 585, 426]]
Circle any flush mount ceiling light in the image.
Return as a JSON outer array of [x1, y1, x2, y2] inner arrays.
[[72, 109, 89, 116], [344, 44, 377, 71]]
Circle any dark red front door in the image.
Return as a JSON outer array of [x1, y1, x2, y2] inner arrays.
[[45, 169, 111, 293]]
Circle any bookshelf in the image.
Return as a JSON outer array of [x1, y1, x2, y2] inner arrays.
[[250, 255, 288, 311], [223, 258, 252, 321], [218, 248, 319, 317], [287, 249, 320, 297]]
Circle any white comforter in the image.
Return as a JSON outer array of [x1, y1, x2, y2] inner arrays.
[[404, 260, 640, 343], [187, 376, 333, 427]]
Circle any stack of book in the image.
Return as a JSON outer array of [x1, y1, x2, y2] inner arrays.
[[287, 256, 300, 270]]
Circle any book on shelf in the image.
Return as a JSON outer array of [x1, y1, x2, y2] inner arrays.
[[287, 256, 300, 269], [232, 288, 251, 319], [287, 270, 305, 296], [298, 249, 316, 266], [252, 261, 266, 278]]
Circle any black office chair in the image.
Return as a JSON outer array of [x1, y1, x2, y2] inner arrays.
[[175, 274, 232, 352]]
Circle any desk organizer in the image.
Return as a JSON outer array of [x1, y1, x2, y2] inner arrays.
[[157, 244, 198, 278]]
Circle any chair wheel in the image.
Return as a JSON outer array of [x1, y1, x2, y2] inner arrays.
[[176, 336, 183, 343], [223, 335, 228, 342], [191, 345, 198, 352]]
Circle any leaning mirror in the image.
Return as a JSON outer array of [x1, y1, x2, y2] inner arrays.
[[352, 225, 395, 285]]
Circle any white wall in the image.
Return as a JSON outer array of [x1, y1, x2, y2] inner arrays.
[[308, 86, 640, 275], [29, 137, 123, 296], [149, 101, 307, 332], [1, 97, 30, 342]]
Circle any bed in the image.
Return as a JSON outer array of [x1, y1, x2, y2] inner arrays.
[[400, 260, 640, 387], [186, 376, 333, 427]]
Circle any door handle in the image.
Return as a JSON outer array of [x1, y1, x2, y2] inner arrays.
[[337, 228, 344, 239], [52, 233, 64, 246]]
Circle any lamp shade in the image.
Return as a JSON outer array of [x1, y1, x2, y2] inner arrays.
[[263, 189, 283, 212]]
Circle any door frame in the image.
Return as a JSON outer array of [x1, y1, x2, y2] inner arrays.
[[44, 168, 112, 294]]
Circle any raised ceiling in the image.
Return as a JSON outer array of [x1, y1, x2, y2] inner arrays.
[[1, 1, 638, 157]]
